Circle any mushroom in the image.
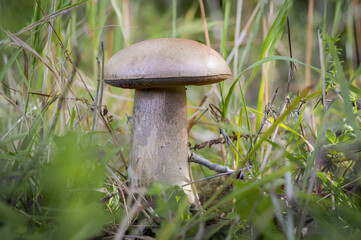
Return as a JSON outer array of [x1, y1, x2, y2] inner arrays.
[[105, 38, 231, 202]]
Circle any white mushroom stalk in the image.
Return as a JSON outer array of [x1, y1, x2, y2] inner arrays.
[[104, 38, 231, 203]]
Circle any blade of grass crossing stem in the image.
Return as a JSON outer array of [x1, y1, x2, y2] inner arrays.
[[324, 32, 361, 142]]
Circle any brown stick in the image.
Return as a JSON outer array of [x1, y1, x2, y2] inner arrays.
[[189, 153, 234, 173], [305, 0, 314, 86], [198, 0, 210, 47]]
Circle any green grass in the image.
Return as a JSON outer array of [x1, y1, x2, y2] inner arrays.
[[1, 0, 361, 239]]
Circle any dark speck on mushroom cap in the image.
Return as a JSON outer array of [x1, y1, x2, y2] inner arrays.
[[104, 38, 231, 89]]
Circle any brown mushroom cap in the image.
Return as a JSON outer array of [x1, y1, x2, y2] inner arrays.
[[104, 38, 231, 89]]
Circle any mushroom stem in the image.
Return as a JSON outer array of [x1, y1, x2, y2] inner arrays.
[[128, 86, 194, 202]]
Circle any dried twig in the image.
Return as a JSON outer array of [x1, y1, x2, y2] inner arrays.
[[183, 158, 248, 188], [189, 153, 235, 173], [198, 0, 210, 47], [305, 0, 314, 86], [209, 103, 231, 124]]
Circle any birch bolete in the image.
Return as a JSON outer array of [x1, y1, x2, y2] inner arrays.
[[104, 38, 231, 202]]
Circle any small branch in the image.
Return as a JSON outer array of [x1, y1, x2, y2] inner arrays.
[[185, 155, 249, 187], [189, 153, 234, 173], [305, 0, 314, 87]]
